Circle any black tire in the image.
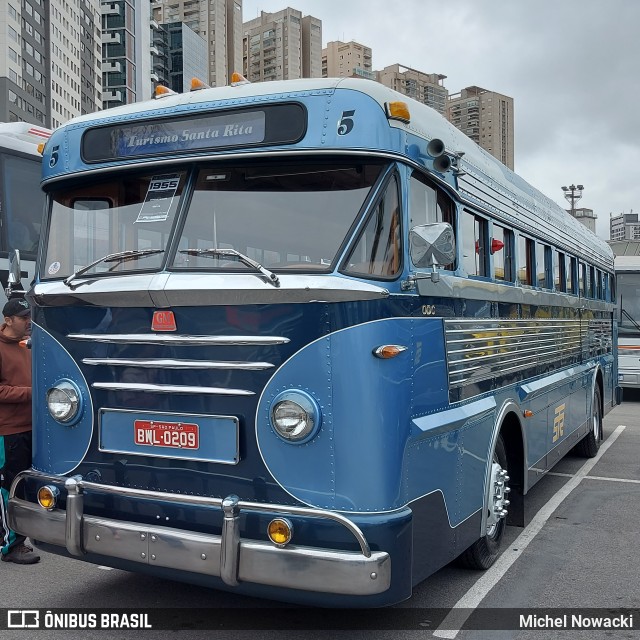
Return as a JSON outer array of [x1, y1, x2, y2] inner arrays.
[[457, 433, 508, 570], [574, 385, 603, 458]]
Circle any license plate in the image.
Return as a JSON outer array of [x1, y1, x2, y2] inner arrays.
[[134, 420, 199, 450]]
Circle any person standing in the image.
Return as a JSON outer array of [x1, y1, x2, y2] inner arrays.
[[0, 297, 39, 564]]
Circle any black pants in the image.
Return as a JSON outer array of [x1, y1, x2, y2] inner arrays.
[[0, 431, 32, 554]]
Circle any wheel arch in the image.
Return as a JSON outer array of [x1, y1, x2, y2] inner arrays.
[[482, 400, 526, 532]]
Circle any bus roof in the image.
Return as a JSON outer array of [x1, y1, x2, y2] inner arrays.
[[0, 122, 51, 156], [46, 77, 613, 270]]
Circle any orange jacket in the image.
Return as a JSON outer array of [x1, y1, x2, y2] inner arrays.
[[0, 325, 31, 436]]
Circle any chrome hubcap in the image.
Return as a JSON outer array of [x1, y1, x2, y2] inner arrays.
[[487, 463, 510, 536]]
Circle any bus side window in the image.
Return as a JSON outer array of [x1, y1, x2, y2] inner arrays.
[[492, 223, 513, 282], [344, 174, 401, 278], [535, 242, 547, 288], [555, 251, 565, 292], [409, 170, 454, 270], [579, 263, 586, 296], [461, 210, 487, 277], [566, 256, 576, 294], [516, 234, 533, 286]]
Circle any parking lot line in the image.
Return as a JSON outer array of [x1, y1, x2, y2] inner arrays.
[[432, 424, 627, 639]]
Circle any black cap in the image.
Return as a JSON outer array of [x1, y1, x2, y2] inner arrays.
[[3, 298, 30, 318]]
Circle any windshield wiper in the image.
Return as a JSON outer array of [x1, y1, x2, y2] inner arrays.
[[179, 248, 280, 288], [64, 249, 165, 287]]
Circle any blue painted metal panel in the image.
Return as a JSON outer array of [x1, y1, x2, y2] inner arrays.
[[256, 317, 485, 517], [31, 324, 93, 475]]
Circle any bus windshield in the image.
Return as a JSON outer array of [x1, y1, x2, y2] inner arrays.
[[0, 151, 44, 255], [43, 170, 189, 280], [42, 158, 387, 280], [617, 272, 640, 335]]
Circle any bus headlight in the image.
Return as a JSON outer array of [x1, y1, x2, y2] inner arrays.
[[46, 380, 81, 423], [270, 391, 321, 443]]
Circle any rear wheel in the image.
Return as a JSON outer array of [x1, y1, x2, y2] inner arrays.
[[457, 434, 510, 569], [574, 385, 603, 458]]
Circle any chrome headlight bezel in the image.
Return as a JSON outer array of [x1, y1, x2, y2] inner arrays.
[[270, 390, 322, 444], [46, 380, 82, 424]]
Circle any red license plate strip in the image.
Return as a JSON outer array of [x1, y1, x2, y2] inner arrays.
[[134, 420, 199, 450]]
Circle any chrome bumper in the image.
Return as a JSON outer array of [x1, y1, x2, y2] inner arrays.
[[9, 471, 390, 596]]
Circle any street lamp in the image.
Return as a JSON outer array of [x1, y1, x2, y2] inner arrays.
[[561, 184, 584, 216]]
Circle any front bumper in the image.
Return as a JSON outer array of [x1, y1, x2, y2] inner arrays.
[[9, 471, 390, 597]]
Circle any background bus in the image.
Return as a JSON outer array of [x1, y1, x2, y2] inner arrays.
[[615, 253, 640, 392], [8, 78, 616, 607], [0, 122, 51, 300]]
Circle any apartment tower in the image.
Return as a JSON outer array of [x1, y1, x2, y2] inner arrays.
[[102, 0, 153, 109], [152, 0, 243, 87], [322, 40, 374, 80], [447, 86, 514, 170], [1, 0, 101, 127], [376, 64, 448, 116], [243, 8, 322, 82]]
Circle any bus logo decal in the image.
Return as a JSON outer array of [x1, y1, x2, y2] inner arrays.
[[552, 404, 566, 443]]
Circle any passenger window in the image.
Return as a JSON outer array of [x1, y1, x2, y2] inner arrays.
[[535, 243, 546, 288], [566, 256, 576, 294], [461, 210, 487, 277], [596, 270, 603, 299], [517, 235, 533, 285], [345, 175, 401, 278], [409, 171, 454, 270], [492, 224, 513, 281], [409, 171, 453, 226], [554, 251, 564, 291], [579, 263, 586, 296]]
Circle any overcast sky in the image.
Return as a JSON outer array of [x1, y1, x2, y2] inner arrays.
[[242, 0, 640, 240]]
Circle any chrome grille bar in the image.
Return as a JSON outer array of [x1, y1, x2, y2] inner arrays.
[[69, 333, 290, 346], [92, 382, 254, 396], [83, 358, 274, 370]]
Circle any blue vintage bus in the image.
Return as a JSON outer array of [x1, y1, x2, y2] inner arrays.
[[9, 77, 617, 606]]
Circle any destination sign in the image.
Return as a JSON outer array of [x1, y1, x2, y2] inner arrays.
[[82, 103, 307, 162]]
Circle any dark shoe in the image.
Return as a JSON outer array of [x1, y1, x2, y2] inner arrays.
[[1, 542, 40, 564]]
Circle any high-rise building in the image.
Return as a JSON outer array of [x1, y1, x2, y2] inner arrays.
[[153, 22, 207, 94], [322, 40, 374, 80], [1, 0, 102, 128], [610, 213, 640, 241], [376, 64, 448, 116], [102, 0, 153, 110], [152, 0, 243, 87], [243, 8, 322, 82], [447, 86, 514, 170]]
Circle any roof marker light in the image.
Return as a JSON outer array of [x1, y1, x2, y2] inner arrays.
[[190, 77, 210, 91], [385, 101, 410, 123], [154, 85, 177, 99], [230, 71, 250, 86]]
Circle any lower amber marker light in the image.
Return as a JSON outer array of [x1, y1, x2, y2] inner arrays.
[[37, 485, 59, 510], [267, 518, 293, 546]]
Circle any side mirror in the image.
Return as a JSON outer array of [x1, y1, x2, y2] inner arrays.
[[5, 249, 25, 298], [409, 222, 455, 269]]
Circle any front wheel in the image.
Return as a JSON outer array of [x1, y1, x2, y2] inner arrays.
[[574, 385, 603, 458], [457, 434, 510, 569]]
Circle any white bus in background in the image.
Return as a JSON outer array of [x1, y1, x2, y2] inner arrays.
[[615, 254, 640, 393], [0, 122, 51, 301]]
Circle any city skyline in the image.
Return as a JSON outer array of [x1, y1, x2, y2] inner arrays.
[[243, 0, 640, 240]]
